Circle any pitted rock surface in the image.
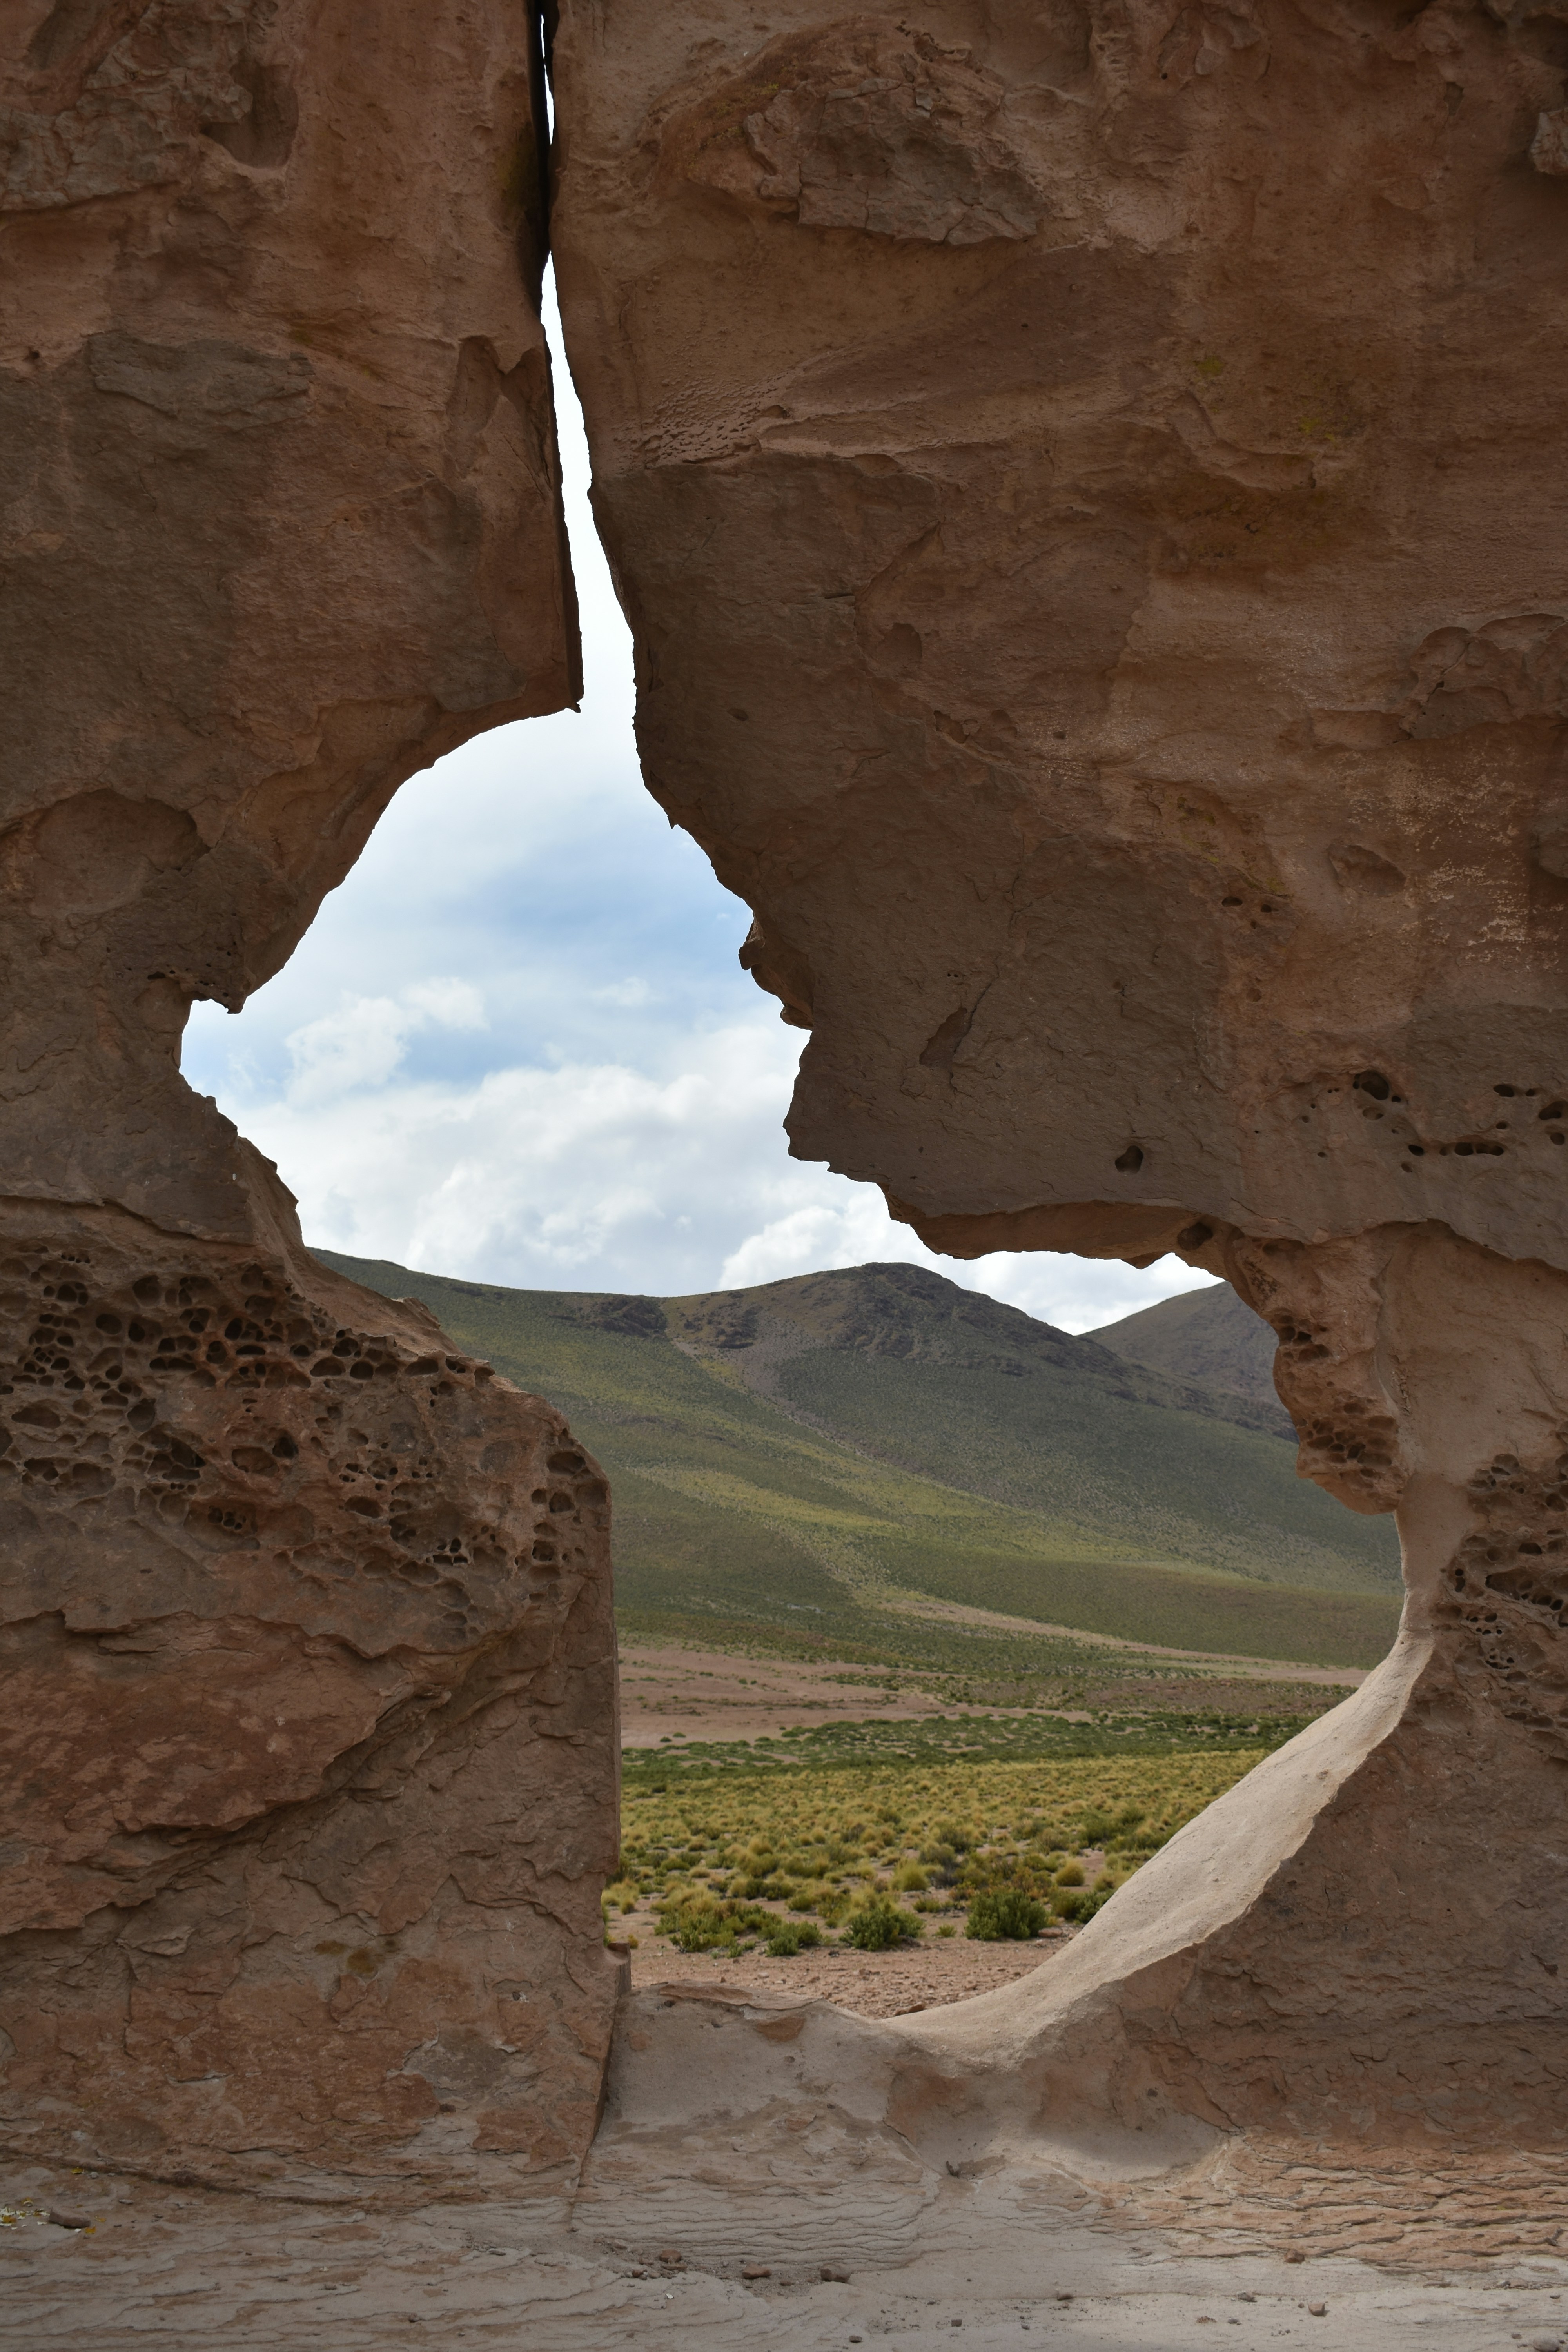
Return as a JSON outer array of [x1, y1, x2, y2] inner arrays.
[[0, 1207, 619, 2188]]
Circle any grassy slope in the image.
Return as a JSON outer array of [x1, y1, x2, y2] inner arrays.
[[1091, 1281, 1288, 1428], [315, 1252, 1401, 1670], [770, 1350, 1390, 1592]]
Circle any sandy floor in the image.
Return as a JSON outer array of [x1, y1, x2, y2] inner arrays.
[[616, 1641, 1362, 1748], [3, 2156, 1562, 2348], [627, 1926, 1073, 2014], [618, 1644, 950, 1744]]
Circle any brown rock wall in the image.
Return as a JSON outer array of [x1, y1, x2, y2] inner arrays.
[[3, 0, 576, 1228], [1, 0, 616, 2190], [0, 1195, 625, 2183], [0, 1194, 621, 2190], [550, 0, 1568, 2160], [550, 0, 1568, 1270]]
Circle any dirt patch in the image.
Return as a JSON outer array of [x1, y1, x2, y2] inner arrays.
[[626, 1927, 1073, 2016], [617, 1642, 948, 1747], [616, 1641, 1361, 1749]]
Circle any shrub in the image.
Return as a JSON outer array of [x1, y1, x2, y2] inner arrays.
[[1055, 1862, 1085, 1887], [842, 1896, 918, 1951], [1080, 1804, 1147, 1848], [891, 1863, 929, 1892], [764, 1920, 824, 1957], [659, 1894, 771, 1951], [815, 1887, 852, 1926], [967, 1889, 1049, 1942]]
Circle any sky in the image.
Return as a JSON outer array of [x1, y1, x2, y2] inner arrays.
[[181, 279, 1213, 1337]]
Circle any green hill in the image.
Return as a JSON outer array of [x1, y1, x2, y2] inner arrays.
[[313, 1252, 1402, 1671], [1092, 1282, 1292, 1438]]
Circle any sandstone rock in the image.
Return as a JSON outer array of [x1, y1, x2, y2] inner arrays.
[[0, 0, 616, 2190], [0, 1198, 618, 2190], [10, 0, 1568, 2227], [550, 0, 1568, 2157], [1532, 111, 1568, 175], [2, 0, 577, 1235]]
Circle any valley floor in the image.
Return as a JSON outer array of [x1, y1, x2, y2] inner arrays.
[[626, 1923, 1074, 2013], [616, 1639, 1365, 1749]]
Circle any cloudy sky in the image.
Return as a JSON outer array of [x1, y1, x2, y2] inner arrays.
[[181, 279, 1211, 1337]]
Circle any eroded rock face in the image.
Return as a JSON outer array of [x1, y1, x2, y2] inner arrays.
[[1, 0, 617, 2189], [3, 0, 577, 1231], [551, 0, 1568, 1272], [0, 1203, 617, 2189], [550, 0, 1568, 2148]]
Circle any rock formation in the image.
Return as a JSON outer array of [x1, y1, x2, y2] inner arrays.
[[0, 0, 618, 2191], [550, 0, 1568, 2156], [9, 0, 1568, 2225]]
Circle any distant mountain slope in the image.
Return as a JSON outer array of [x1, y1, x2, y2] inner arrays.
[[314, 1252, 1401, 1671], [1092, 1283, 1291, 1437]]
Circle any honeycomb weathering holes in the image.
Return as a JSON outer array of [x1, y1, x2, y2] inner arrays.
[[0, 1251, 606, 1612]]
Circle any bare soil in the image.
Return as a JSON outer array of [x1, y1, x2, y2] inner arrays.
[[617, 1642, 949, 1746], [616, 1640, 1362, 1749], [626, 1926, 1073, 2015]]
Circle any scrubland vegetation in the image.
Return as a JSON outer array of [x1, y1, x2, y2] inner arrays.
[[607, 1746, 1265, 1957]]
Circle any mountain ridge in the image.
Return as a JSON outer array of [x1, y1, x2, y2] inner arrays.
[[313, 1250, 1402, 1671], [1091, 1281, 1291, 1437]]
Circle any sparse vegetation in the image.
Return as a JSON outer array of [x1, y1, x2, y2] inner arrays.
[[617, 1742, 1266, 1954], [967, 1889, 1050, 1942], [842, 1895, 920, 1949]]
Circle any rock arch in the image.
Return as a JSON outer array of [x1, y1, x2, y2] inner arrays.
[[4, 0, 1568, 2204]]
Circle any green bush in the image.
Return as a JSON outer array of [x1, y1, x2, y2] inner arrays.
[[842, 1896, 919, 1951], [1080, 1804, 1146, 1848], [967, 1889, 1049, 1942], [891, 1862, 929, 1892], [764, 1920, 824, 1957], [815, 1887, 852, 1926], [660, 1895, 772, 1952], [1055, 1862, 1085, 1888], [1053, 1874, 1121, 1926]]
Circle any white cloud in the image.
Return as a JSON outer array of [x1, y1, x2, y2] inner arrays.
[[278, 980, 487, 1110], [181, 267, 1218, 1341], [224, 1002, 1212, 1330]]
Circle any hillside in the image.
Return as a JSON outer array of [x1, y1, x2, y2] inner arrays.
[[1092, 1283, 1291, 1437], [314, 1252, 1402, 1671]]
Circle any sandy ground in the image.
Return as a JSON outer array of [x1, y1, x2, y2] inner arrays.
[[3, 2156, 1563, 2349], [627, 1927, 1073, 2014], [618, 1643, 950, 1744], [617, 1642, 1362, 1747]]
